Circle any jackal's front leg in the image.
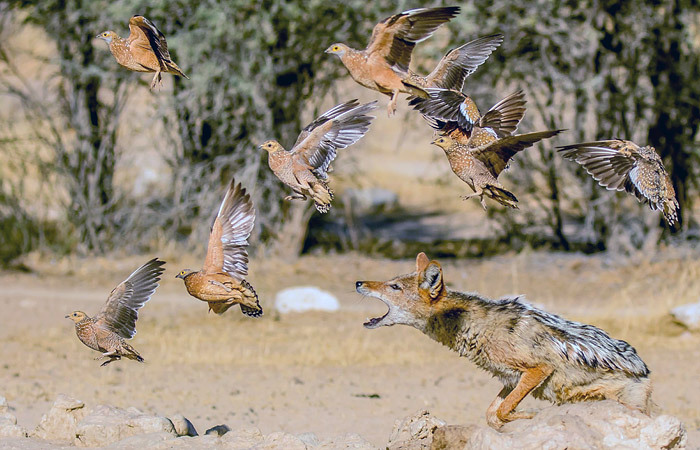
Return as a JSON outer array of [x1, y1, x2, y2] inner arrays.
[[486, 366, 552, 429]]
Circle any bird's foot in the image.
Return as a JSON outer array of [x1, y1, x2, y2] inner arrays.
[[284, 194, 306, 201], [480, 197, 488, 210], [386, 102, 397, 117], [208, 280, 232, 292], [150, 72, 163, 90]]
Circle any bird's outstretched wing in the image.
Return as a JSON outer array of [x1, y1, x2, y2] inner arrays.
[[128, 15, 172, 71], [203, 179, 256, 280], [365, 7, 460, 72], [472, 130, 564, 178], [410, 88, 481, 133], [291, 101, 377, 179], [557, 139, 679, 225], [478, 90, 526, 138], [425, 34, 504, 90], [96, 258, 165, 339]]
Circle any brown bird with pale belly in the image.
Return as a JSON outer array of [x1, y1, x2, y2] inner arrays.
[[66, 258, 165, 366], [97, 15, 188, 89], [325, 6, 461, 116], [261, 99, 376, 213], [176, 179, 261, 316], [417, 89, 563, 209], [558, 139, 679, 226]]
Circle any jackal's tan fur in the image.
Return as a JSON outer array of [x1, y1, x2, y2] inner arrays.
[[356, 253, 652, 429]]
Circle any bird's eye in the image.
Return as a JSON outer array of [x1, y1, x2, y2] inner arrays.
[[389, 283, 401, 291], [333, 46, 339, 51]]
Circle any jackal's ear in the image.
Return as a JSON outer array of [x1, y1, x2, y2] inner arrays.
[[419, 261, 444, 301], [416, 252, 430, 273]]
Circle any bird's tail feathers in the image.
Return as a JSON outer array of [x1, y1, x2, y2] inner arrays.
[[239, 279, 263, 318], [485, 185, 519, 209], [312, 180, 334, 213]]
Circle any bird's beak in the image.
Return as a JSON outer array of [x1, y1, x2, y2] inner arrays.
[[95, 34, 103, 40], [324, 48, 331, 54], [64, 315, 70, 319], [430, 140, 436, 145]]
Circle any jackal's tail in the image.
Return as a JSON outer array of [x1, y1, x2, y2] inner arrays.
[[238, 279, 263, 318], [485, 184, 519, 209]]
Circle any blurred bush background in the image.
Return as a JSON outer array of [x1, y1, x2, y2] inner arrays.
[[0, 0, 698, 266]]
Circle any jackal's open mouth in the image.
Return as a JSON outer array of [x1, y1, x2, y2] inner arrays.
[[364, 311, 388, 328]]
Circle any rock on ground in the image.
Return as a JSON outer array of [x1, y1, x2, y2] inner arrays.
[[0, 396, 28, 439], [33, 394, 88, 442], [387, 409, 446, 449], [169, 414, 197, 437], [671, 301, 700, 331], [410, 401, 686, 450], [274, 286, 339, 314], [74, 405, 175, 447]]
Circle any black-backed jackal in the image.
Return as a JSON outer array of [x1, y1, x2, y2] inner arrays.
[[356, 252, 652, 429]]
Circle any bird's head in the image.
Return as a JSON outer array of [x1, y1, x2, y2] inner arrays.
[[96, 31, 117, 43], [259, 140, 283, 153], [430, 135, 454, 151], [175, 269, 194, 280], [325, 43, 348, 57], [65, 311, 87, 323]]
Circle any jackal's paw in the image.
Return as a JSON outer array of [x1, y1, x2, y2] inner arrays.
[[487, 410, 536, 429]]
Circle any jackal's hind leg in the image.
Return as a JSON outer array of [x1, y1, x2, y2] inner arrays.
[[486, 366, 552, 429]]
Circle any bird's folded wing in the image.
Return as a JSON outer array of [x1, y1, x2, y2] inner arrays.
[[426, 34, 504, 90], [366, 7, 460, 73], [95, 258, 165, 339], [473, 130, 563, 178], [203, 179, 255, 281], [291, 101, 376, 179], [128, 15, 171, 71]]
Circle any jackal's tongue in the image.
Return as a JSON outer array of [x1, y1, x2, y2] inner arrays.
[[363, 308, 388, 328]]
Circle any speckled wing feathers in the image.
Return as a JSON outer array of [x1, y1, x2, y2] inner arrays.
[[557, 140, 679, 225], [203, 179, 255, 281], [292, 101, 377, 179], [426, 34, 504, 90], [366, 7, 460, 72], [472, 130, 564, 178], [96, 258, 165, 339]]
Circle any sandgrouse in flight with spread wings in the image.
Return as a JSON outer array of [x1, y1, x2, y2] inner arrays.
[[326, 6, 477, 116], [97, 15, 188, 89], [413, 89, 563, 209], [66, 258, 165, 366], [261, 99, 376, 213], [558, 140, 679, 226], [176, 179, 261, 316]]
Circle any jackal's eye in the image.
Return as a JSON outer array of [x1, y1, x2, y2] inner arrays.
[[389, 283, 401, 291]]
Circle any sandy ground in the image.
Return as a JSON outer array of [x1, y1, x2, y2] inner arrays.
[[1, 250, 699, 447]]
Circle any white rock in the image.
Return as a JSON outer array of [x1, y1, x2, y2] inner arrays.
[[274, 286, 339, 314], [256, 431, 307, 449], [410, 401, 687, 450], [221, 427, 264, 448], [318, 432, 375, 449], [169, 414, 197, 437], [108, 431, 177, 449], [670, 302, 700, 330], [387, 409, 446, 449], [0, 397, 27, 440], [75, 405, 175, 447], [33, 394, 87, 442]]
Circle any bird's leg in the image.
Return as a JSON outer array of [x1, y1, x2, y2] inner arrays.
[[460, 188, 482, 202], [387, 90, 399, 117], [208, 280, 232, 292], [100, 355, 121, 367], [479, 194, 488, 210], [150, 71, 162, 90], [284, 193, 307, 201]]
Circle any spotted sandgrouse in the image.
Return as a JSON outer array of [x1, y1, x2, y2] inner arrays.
[[261, 99, 376, 213], [558, 140, 679, 226], [97, 15, 188, 89], [419, 89, 563, 209], [66, 258, 165, 366]]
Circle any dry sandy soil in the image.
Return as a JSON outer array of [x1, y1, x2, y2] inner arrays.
[[1, 250, 699, 447]]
